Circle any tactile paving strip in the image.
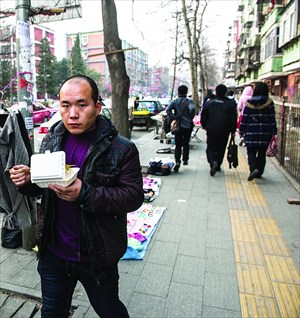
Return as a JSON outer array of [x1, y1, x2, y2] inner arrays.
[[225, 149, 300, 318]]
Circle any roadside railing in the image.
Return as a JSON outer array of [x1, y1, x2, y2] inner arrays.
[[273, 97, 300, 183]]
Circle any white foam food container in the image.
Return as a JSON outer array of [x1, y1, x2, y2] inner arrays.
[[31, 150, 80, 188]]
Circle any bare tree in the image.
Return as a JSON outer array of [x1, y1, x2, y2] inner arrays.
[[180, 0, 208, 113], [101, 0, 130, 138]]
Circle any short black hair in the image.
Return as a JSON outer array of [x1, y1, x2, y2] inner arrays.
[[178, 85, 188, 96], [253, 82, 269, 96], [215, 84, 227, 97], [59, 74, 99, 104]]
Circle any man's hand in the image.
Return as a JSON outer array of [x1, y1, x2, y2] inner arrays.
[[48, 178, 82, 202], [9, 165, 31, 188]]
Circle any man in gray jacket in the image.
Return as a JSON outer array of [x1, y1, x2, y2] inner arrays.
[[10, 75, 144, 317], [166, 85, 195, 172]]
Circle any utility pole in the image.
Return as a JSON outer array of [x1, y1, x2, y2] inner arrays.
[[15, 0, 36, 251]]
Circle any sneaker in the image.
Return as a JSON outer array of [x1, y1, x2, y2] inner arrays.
[[174, 163, 180, 172], [248, 169, 259, 181], [183, 161, 188, 165], [210, 162, 218, 176]]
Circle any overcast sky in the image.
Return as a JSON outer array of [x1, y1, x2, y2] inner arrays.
[[41, 0, 239, 67], [1, 0, 239, 67]]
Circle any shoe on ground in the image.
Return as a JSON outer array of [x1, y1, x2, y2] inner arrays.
[[248, 169, 260, 181], [216, 166, 221, 172], [174, 163, 180, 172], [210, 162, 218, 176], [183, 161, 188, 165]]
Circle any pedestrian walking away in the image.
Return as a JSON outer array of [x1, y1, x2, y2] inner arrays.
[[9, 74, 144, 318], [201, 84, 237, 176], [239, 82, 277, 181], [237, 85, 253, 134], [166, 85, 195, 172]]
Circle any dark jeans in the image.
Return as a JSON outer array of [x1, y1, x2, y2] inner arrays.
[[37, 251, 129, 318], [174, 127, 193, 163], [206, 132, 230, 168], [247, 146, 268, 175]]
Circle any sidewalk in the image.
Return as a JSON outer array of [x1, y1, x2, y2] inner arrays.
[[1, 128, 299, 317]]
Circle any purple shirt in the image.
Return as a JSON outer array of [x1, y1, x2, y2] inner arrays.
[[47, 130, 95, 262]]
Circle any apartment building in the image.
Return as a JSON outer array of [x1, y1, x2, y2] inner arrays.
[[223, 0, 299, 103], [66, 31, 148, 97], [0, 23, 55, 100]]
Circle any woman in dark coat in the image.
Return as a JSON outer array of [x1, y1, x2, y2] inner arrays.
[[239, 82, 277, 181]]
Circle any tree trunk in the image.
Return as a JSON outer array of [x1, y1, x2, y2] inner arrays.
[[101, 0, 130, 138], [181, 0, 199, 113]]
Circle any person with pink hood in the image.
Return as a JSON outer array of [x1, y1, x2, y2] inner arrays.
[[237, 86, 253, 132], [238, 86, 253, 114]]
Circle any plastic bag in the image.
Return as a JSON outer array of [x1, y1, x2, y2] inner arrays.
[[266, 135, 278, 157], [227, 136, 238, 169], [171, 119, 180, 135], [1, 227, 22, 249]]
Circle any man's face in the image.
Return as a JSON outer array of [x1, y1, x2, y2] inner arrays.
[[59, 79, 101, 135]]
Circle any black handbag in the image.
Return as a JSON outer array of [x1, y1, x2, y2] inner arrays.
[[227, 135, 238, 169]]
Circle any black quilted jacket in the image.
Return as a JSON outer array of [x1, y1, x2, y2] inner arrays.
[[21, 115, 144, 282]]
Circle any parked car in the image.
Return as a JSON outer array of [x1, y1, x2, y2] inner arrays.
[[158, 97, 171, 109], [49, 101, 60, 118], [138, 99, 164, 115], [8, 102, 52, 125], [32, 103, 53, 125]]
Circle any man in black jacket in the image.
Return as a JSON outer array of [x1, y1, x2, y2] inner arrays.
[[10, 75, 144, 317], [201, 84, 237, 176]]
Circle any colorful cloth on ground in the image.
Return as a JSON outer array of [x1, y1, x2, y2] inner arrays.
[[121, 203, 166, 260], [143, 177, 161, 202]]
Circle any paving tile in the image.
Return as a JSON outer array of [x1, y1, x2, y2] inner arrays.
[[156, 223, 183, 243], [205, 247, 236, 275], [119, 272, 140, 307], [206, 228, 233, 250], [202, 305, 241, 318], [172, 255, 205, 286], [135, 263, 173, 297], [240, 293, 280, 318], [203, 272, 240, 311], [208, 213, 231, 231], [178, 234, 206, 257], [10, 268, 40, 289], [163, 281, 202, 317], [147, 241, 179, 266], [1, 253, 35, 281], [182, 218, 208, 236], [127, 292, 165, 318]]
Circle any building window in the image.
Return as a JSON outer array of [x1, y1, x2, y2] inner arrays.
[[82, 50, 88, 60], [81, 35, 88, 46]]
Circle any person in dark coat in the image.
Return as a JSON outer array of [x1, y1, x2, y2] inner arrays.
[[166, 85, 195, 172], [239, 82, 277, 181], [201, 84, 237, 176], [9, 75, 144, 317]]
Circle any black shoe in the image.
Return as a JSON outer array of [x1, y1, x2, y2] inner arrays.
[[216, 166, 221, 172], [248, 169, 259, 181], [174, 163, 180, 172], [210, 162, 218, 176], [183, 161, 188, 165]]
